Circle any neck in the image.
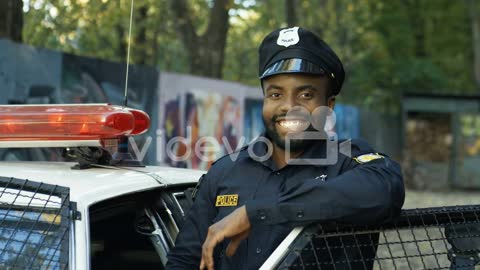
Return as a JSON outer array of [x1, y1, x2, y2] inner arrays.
[[272, 145, 303, 169]]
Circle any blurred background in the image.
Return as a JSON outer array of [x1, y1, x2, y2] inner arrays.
[[1, 0, 480, 207]]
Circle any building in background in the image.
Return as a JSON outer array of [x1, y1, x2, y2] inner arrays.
[[402, 93, 480, 190]]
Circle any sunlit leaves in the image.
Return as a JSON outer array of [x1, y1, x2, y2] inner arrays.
[[21, 0, 479, 112]]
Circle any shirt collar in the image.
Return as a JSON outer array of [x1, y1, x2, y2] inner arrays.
[[249, 132, 277, 170]]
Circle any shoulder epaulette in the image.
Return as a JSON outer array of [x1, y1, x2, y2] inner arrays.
[[210, 144, 249, 166]]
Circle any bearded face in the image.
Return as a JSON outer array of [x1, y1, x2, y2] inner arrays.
[[262, 73, 332, 153]]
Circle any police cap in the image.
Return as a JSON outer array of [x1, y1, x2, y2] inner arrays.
[[258, 26, 345, 95]]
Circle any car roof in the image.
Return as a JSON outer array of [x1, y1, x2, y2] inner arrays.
[[0, 161, 205, 205]]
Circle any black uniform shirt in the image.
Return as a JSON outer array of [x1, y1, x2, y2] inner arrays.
[[166, 136, 405, 270]]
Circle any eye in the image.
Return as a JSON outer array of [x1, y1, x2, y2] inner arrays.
[[299, 92, 314, 99], [268, 92, 281, 99]]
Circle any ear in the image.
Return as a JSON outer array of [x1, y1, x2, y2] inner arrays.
[[328, 96, 336, 110]]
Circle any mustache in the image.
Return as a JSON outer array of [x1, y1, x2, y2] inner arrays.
[[271, 114, 286, 122], [271, 112, 311, 122]]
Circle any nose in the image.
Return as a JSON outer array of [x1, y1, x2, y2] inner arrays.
[[278, 95, 298, 113]]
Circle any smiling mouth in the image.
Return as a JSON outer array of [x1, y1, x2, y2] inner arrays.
[[276, 119, 310, 132]]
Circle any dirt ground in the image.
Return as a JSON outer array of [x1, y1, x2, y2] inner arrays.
[[403, 188, 480, 209]]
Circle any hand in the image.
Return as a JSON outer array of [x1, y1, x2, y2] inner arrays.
[[199, 205, 251, 270]]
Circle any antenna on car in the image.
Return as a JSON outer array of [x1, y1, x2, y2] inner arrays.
[[111, 0, 145, 167], [123, 0, 134, 108]]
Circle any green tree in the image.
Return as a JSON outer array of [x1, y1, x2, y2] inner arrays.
[[19, 0, 480, 111], [467, 0, 480, 90], [169, 0, 233, 78]]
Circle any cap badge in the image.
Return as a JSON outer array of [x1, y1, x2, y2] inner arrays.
[[277, 26, 300, 47]]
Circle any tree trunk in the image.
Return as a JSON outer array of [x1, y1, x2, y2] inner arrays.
[[402, 0, 426, 57], [315, 0, 329, 37], [151, 25, 160, 67], [116, 23, 127, 62], [136, 5, 148, 65], [467, 0, 480, 90], [0, 0, 23, 42], [169, 0, 232, 78], [285, 0, 297, 27]]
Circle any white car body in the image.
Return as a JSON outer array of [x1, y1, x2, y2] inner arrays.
[[0, 161, 205, 270]]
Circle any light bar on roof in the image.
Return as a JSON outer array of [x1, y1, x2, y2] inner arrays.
[[0, 104, 150, 148]]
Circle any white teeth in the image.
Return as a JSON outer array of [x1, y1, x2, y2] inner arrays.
[[279, 120, 307, 129], [280, 121, 299, 127]]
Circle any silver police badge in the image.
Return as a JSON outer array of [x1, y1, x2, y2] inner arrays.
[[277, 26, 300, 47]]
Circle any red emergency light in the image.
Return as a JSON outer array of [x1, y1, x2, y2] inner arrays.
[[0, 104, 150, 147], [128, 108, 150, 136]]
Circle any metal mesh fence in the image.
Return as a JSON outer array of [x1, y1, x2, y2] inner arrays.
[[277, 205, 480, 270], [0, 177, 70, 270]]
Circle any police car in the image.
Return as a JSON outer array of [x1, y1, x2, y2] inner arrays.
[[0, 104, 206, 270], [0, 103, 308, 270]]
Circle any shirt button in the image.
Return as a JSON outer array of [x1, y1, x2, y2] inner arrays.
[[259, 210, 266, 220], [297, 211, 304, 218], [256, 247, 262, 254]]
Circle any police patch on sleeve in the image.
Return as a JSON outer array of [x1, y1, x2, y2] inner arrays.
[[215, 194, 238, 207], [353, 153, 384, 164]]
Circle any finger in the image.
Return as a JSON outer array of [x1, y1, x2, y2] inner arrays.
[[204, 240, 217, 270], [201, 241, 212, 269], [202, 230, 221, 270], [225, 238, 242, 257], [199, 259, 212, 270], [225, 229, 251, 257], [201, 241, 213, 270], [202, 244, 215, 270]]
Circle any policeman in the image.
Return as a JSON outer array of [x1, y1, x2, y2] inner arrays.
[[166, 27, 405, 270]]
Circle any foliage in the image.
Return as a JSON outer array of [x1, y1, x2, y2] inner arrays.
[[21, 0, 480, 113]]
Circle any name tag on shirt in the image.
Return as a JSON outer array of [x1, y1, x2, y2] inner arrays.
[[215, 194, 238, 207]]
